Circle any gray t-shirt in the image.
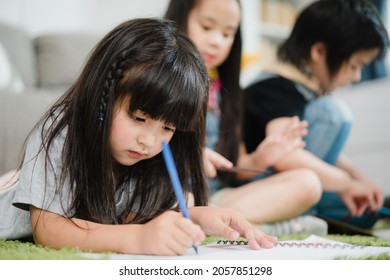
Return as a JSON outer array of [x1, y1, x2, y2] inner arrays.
[[0, 122, 136, 240]]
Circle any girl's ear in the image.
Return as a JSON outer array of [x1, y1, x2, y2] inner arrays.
[[310, 42, 327, 63]]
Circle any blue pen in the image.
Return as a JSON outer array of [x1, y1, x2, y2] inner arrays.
[[161, 141, 199, 255]]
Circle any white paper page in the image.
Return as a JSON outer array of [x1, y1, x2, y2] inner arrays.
[[80, 235, 390, 260]]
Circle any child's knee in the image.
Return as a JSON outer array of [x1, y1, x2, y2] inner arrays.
[[295, 169, 322, 205]]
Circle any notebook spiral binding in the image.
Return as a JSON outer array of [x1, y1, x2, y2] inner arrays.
[[217, 240, 249, 245], [216, 240, 365, 249]]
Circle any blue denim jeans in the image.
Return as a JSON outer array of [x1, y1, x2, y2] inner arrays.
[[303, 96, 352, 164], [304, 96, 378, 228]]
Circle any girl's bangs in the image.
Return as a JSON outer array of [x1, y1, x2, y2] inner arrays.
[[119, 63, 206, 132]]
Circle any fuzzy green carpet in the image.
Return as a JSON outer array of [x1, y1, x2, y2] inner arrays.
[[2, 219, 390, 260], [1, 234, 390, 260]]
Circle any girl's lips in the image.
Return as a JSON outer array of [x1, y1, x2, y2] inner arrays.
[[203, 53, 215, 62], [128, 150, 144, 158]]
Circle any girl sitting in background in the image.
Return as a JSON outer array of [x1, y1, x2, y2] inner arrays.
[[165, 0, 327, 236]]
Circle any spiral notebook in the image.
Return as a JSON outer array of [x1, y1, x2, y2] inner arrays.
[[82, 235, 390, 260]]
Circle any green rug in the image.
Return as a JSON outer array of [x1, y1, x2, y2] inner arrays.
[[2, 218, 390, 260], [1, 234, 390, 260]]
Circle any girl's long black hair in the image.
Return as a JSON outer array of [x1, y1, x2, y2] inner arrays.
[[165, 0, 243, 184], [21, 18, 209, 224]]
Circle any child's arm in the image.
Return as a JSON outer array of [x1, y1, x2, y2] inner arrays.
[[274, 148, 380, 216], [30, 206, 205, 255], [189, 206, 277, 250], [276, 144, 359, 192]]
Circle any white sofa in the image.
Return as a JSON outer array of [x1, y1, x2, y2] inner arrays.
[[0, 21, 100, 174]]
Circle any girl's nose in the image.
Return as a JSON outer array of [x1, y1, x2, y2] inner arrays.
[[208, 31, 224, 47], [138, 130, 157, 149]]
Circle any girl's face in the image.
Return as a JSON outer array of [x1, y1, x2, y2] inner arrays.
[[110, 97, 176, 166], [312, 47, 379, 92], [187, 0, 240, 70]]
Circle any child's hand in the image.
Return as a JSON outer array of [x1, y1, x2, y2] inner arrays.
[[340, 179, 384, 216], [203, 148, 233, 178], [357, 178, 384, 212], [253, 116, 307, 167], [189, 206, 277, 250], [266, 116, 308, 138], [137, 210, 205, 255]]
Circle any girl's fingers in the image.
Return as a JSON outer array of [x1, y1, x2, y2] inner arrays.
[[343, 196, 358, 216], [356, 201, 368, 216], [215, 214, 276, 250], [244, 227, 277, 250], [176, 218, 206, 245], [164, 220, 204, 255], [204, 148, 233, 170], [204, 159, 217, 178]]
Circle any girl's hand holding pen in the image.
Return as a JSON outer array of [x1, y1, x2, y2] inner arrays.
[[136, 210, 205, 256], [189, 206, 277, 250]]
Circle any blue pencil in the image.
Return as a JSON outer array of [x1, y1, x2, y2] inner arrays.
[[161, 141, 198, 254]]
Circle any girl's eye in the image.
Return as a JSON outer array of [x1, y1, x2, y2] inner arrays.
[[223, 30, 235, 38], [201, 24, 211, 31], [223, 33, 232, 38], [349, 62, 361, 72], [163, 125, 176, 133], [350, 65, 358, 71], [131, 114, 145, 123]]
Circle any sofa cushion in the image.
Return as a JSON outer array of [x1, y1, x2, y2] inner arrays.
[[0, 88, 62, 174], [0, 42, 24, 92], [0, 21, 37, 87], [35, 33, 100, 88]]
